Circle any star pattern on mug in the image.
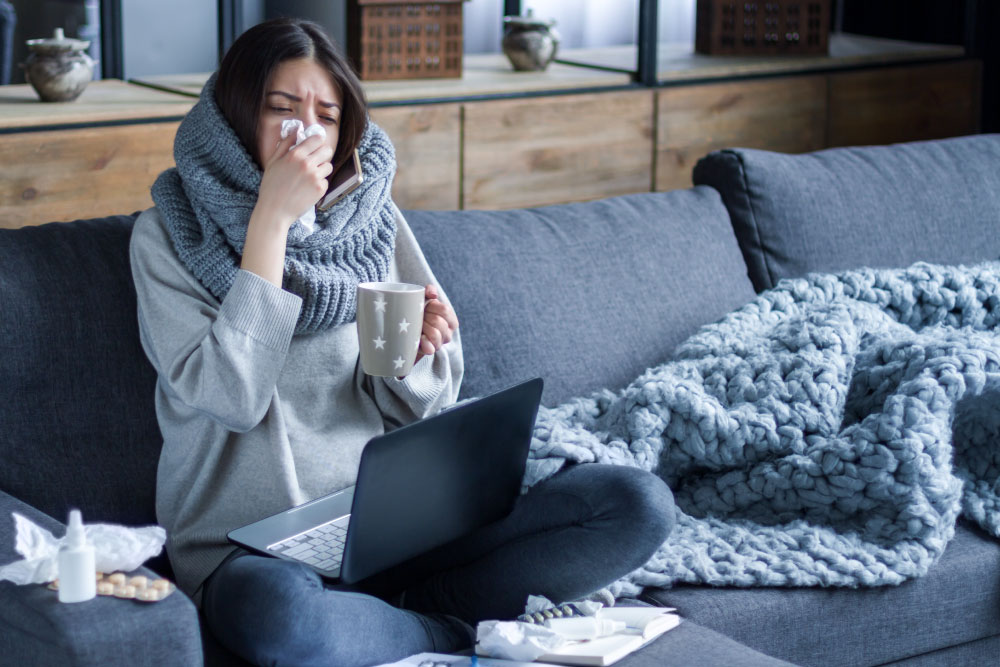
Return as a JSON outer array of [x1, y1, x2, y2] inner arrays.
[[372, 336, 386, 350], [374, 298, 387, 313], [393, 356, 405, 370], [398, 318, 410, 333]]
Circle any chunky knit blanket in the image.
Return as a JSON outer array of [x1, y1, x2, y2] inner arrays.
[[527, 261, 1000, 596]]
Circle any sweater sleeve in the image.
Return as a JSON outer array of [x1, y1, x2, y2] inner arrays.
[[130, 208, 302, 433], [365, 205, 464, 425]]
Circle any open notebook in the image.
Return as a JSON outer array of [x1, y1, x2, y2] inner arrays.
[[476, 606, 681, 667], [534, 608, 681, 666]]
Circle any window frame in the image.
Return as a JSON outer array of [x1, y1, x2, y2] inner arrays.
[[216, 0, 660, 83], [100, 0, 123, 79]]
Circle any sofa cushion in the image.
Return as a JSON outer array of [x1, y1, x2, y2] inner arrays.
[[881, 635, 1000, 666], [643, 522, 1000, 667], [405, 189, 757, 406], [616, 617, 795, 666], [0, 216, 162, 530], [694, 134, 1000, 292]]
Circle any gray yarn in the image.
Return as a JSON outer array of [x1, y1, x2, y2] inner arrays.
[[151, 73, 397, 334], [526, 260, 1000, 597]]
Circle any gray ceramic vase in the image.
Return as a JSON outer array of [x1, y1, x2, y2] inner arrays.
[[23, 28, 95, 103], [502, 11, 560, 72]]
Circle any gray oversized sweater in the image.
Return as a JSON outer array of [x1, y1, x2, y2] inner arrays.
[[129, 204, 463, 603]]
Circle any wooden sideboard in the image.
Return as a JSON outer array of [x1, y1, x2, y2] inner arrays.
[[0, 34, 981, 228], [0, 80, 194, 229]]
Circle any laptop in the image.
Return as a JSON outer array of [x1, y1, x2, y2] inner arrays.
[[228, 377, 543, 584]]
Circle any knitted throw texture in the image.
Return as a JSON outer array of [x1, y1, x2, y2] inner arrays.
[[526, 260, 1000, 596], [151, 73, 397, 334]]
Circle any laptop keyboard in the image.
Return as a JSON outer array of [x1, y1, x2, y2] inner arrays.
[[267, 514, 350, 572]]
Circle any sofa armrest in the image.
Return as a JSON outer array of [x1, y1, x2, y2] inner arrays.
[[0, 490, 202, 666]]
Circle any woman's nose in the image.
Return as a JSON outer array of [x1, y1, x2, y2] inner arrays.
[[301, 107, 319, 128]]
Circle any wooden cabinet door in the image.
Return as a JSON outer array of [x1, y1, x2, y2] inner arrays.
[[827, 60, 982, 148], [656, 75, 827, 192], [462, 90, 654, 210], [370, 103, 461, 211], [0, 122, 179, 228]]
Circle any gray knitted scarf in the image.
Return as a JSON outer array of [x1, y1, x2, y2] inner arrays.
[[151, 73, 397, 334]]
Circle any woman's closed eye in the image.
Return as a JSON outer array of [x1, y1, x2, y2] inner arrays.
[[268, 106, 338, 124]]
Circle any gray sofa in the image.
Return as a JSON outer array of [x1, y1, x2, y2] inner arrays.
[[2, 133, 998, 666]]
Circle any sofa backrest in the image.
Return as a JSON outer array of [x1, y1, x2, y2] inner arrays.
[[0, 216, 162, 530], [405, 188, 758, 406], [2, 191, 754, 523], [694, 133, 1000, 292]]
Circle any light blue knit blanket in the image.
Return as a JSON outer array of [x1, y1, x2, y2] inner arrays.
[[527, 261, 1000, 595]]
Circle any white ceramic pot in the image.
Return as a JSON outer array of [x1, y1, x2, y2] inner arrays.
[[23, 28, 95, 103], [502, 11, 560, 72]]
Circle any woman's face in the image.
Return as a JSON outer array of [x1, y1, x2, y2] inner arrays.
[[256, 57, 343, 168]]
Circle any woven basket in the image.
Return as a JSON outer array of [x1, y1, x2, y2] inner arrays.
[[695, 0, 831, 55]]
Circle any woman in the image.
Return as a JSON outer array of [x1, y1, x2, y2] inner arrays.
[[131, 17, 676, 666]]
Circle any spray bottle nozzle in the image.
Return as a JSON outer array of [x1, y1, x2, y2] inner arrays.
[[65, 509, 86, 548]]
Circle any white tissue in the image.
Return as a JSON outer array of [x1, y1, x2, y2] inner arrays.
[[574, 599, 605, 616], [476, 620, 568, 661], [0, 512, 166, 585], [524, 594, 555, 615], [280, 119, 327, 235]]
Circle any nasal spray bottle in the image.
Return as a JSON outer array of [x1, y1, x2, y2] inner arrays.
[[58, 509, 96, 603]]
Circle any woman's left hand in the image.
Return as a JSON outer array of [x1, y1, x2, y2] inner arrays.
[[415, 284, 459, 364]]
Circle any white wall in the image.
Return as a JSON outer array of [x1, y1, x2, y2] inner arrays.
[[659, 0, 696, 45], [464, 0, 695, 54], [122, 0, 218, 78], [120, 0, 697, 77]]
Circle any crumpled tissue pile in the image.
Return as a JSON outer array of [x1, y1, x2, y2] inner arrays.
[[0, 512, 165, 585]]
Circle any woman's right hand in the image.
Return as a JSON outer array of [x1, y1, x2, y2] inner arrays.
[[255, 132, 335, 230], [240, 133, 334, 286]]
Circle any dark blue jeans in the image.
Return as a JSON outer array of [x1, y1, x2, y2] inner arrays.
[[202, 463, 675, 667]]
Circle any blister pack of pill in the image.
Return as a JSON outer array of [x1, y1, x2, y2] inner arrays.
[[48, 572, 176, 602], [516, 603, 585, 625]]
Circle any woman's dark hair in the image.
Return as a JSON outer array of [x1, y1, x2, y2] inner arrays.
[[215, 17, 367, 174]]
